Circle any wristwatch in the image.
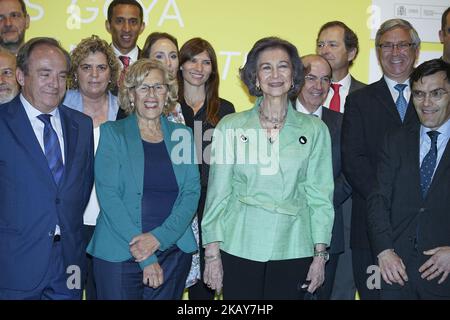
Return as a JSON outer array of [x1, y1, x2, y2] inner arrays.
[[313, 250, 329, 262]]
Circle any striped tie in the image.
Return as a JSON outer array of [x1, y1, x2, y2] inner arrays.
[[394, 84, 408, 122], [37, 114, 64, 185]]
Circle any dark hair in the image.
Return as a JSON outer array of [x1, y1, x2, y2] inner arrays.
[[107, 0, 143, 23], [142, 32, 179, 59], [442, 7, 450, 31], [16, 0, 27, 16], [240, 36, 304, 98], [16, 37, 70, 75], [410, 59, 450, 86], [317, 21, 359, 67], [178, 37, 221, 126]]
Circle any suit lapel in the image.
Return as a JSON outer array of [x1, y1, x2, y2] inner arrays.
[[59, 106, 78, 188], [7, 97, 56, 187], [123, 114, 144, 193], [373, 78, 402, 124], [405, 125, 423, 199], [427, 138, 450, 196]]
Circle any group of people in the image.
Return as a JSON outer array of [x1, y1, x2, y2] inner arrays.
[[0, 0, 449, 300]]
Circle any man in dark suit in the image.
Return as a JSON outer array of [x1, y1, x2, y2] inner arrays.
[[106, 0, 145, 91], [0, 37, 94, 299], [295, 54, 352, 299], [368, 59, 450, 299], [316, 21, 366, 300], [341, 19, 421, 300]]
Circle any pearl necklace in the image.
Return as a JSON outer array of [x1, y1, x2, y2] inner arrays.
[[258, 106, 287, 130]]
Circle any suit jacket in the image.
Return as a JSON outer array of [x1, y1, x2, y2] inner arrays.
[[87, 114, 200, 270], [0, 95, 94, 291], [322, 108, 352, 254], [367, 125, 450, 295], [342, 77, 419, 249], [202, 97, 334, 262], [349, 76, 366, 94]]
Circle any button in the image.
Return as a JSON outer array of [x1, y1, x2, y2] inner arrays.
[[48, 231, 54, 237], [419, 208, 425, 213]]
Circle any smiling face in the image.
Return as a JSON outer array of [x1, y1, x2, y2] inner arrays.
[[413, 71, 450, 130], [317, 26, 355, 75], [106, 4, 144, 55], [149, 38, 179, 77], [255, 47, 293, 99], [76, 51, 111, 99], [132, 68, 167, 122], [181, 50, 212, 88], [377, 27, 419, 83], [299, 56, 331, 112], [16, 44, 68, 113]]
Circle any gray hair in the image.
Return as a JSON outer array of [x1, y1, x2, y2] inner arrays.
[[375, 19, 421, 49]]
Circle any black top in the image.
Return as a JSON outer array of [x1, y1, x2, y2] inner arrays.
[[180, 98, 235, 188]]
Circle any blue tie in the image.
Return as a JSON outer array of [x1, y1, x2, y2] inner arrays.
[[420, 131, 440, 198], [394, 84, 408, 122], [37, 114, 64, 185]]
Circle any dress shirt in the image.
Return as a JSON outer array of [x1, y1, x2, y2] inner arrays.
[[112, 44, 139, 68], [323, 72, 352, 113], [295, 98, 323, 118], [384, 76, 411, 105], [419, 118, 450, 180]]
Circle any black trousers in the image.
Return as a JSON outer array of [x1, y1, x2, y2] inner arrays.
[[352, 248, 380, 300], [82, 224, 97, 300], [221, 250, 312, 300]]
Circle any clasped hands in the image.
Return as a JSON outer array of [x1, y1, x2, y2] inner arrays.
[[130, 232, 163, 288], [378, 246, 450, 286]]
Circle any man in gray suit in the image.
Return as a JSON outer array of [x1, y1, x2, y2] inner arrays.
[[316, 20, 366, 300], [295, 54, 352, 299]]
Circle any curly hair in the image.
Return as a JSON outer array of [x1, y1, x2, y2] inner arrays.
[[119, 58, 178, 115], [68, 35, 120, 92], [240, 37, 304, 99]]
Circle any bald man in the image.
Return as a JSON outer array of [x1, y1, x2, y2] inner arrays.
[[0, 49, 18, 104], [295, 54, 352, 299]]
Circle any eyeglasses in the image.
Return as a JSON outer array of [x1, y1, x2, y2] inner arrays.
[[378, 42, 415, 52], [135, 83, 168, 95], [412, 89, 448, 102], [305, 74, 331, 85]]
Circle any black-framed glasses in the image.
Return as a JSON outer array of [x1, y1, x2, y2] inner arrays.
[[412, 89, 448, 102], [135, 83, 168, 95], [378, 42, 415, 52], [305, 74, 331, 85]]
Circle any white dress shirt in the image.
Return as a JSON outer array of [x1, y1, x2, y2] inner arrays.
[[384, 75, 411, 105], [112, 44, 139, 68], [295, 98, 323, 118], [323, 72, 352, 113]]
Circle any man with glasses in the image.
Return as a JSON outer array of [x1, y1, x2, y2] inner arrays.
[[367, 59, 450, 299], [0, 0, 29, 55], [440, 7, 450, 64], [341, 19, 420, 299], [295, 54, 352, 300]]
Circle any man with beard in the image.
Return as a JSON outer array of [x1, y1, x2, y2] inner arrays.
[[0, 0, 29, 55]]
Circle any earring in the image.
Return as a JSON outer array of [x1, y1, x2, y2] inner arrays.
[[256, 84, 261, 91], [131, 102, 135, 107], [290, 84, 294, 90]]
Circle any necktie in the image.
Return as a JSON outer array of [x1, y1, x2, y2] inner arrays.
[[37, 114, 64, 185], [394, 84, 408, 122], [329, 83, 341, 112], [118, 55, 131, 87], [420, 130, 440, 198]]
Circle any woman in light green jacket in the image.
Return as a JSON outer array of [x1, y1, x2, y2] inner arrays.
[[201, 37, 335, 299]]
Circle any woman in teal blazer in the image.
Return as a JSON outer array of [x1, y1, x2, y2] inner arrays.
[[201, 38, 335, 299], [87, 59, 200, 299]]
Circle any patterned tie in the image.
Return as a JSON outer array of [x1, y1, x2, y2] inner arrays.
[[37, 114, 64, 185], [118, 55, 131, 87], [329, 83, 341, 112], [394, 84, 408, 122], [420, 130, 440, 198]]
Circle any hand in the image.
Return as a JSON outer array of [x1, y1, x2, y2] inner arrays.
[[419, 246, 450, 284], [129, 233, 160, 262], [377, 249, 408, 286], [143, 262, 164, 288], [203, 242, 223, 294], [304, 256, 326, 293]]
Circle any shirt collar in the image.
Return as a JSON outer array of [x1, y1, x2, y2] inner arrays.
[[383, 75, 410, 91], [295, 98, 323, 118], [420, 118, 450, 140], [20, 93, 60, 119], [332, 72, 352, 91], [112, 44, 139, 63]]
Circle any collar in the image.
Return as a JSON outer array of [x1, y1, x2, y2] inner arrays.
[[295, 98, 322, 118], [20, 93, 60, 119], [112, 44, 139, 63], [383, 75, 409, 91], [332, 72, 351, 91], [420, 118, 450, 140]]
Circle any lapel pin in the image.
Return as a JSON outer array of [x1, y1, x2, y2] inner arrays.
[[299, 136, 307, 144], [240, 135, 248, 143]]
